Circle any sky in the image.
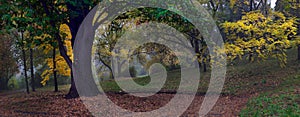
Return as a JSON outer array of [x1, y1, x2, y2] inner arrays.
[[271, 0, 277, 8]]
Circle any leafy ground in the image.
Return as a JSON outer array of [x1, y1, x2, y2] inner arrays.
[[240, 75, 300, 116], [0, 49, 299, 116]]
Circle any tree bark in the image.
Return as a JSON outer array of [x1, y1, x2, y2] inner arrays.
[[298, 45, 300, 61], [64, 2, 89, 99], [65, 1, 100, 98], [53, 46, 58, 92], [65, 70, 79, 99], [30, 48, 35, 92], [21, 32, 29, 94]]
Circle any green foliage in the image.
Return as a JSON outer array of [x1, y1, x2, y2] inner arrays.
[[7, 76, 19, 90], [240, 89, 300, 116]]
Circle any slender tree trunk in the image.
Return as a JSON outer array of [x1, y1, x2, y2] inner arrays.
[[203, 61, 207, 72], [30, 48, 35, 92], [6, 68, 9, 89], [250, 0, 253, 11], [298, 45, 300, 61], [53, 46, 58, 92], [21, 32, 29, 94]]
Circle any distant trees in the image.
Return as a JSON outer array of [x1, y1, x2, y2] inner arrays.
[[0, 33, 19, 90]]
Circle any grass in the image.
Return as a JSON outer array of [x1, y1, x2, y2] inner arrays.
[[240, 75, 300, 116], [99, 48, 300, 95], [100, 70, 182, 92], [238, 48, 300, 116], [222, 48, 300, 95]]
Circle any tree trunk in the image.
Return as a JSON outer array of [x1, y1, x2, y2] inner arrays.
[[194, 39, 202, 70], [298, 45, 300, 61], [203, 61, 207, 72], [65, 70, 79, 99], [53, 46, 58, 92], [65, 2, 100, 98], [250, 0, 253, 11], [21, 32, 29, 94], [64, 2, 90, 99], [30, 48, 35, 92]]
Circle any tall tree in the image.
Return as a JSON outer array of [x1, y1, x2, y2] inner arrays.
[[30, 47, 35, 91], [275, 0, 300, 60], [38, 0, 100, 98]]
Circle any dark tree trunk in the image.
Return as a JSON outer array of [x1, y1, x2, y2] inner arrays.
[[98, 54, 115, 79], [250, 0, 253, 11], [203, 61, 207, 72], [30, 48, 35, 92], [263, 0, 268, 16], [65, 70, 79, 99], [65, 2, 98, 98], [64, 3, 89, 99], [21, 32, 29, 94], [53, 47, 58, 92], [298, 45, 300, 61]]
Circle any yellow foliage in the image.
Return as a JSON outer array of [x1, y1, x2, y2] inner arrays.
[[41, 24, 73, 85], [221, 11, 298, 66]]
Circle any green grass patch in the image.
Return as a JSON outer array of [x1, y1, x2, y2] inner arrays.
[[240, 75, 300, 116], [100, 70, 182, 92]]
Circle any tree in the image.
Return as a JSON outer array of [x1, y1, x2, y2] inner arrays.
[[0, 33, 19, 90], [40, 24, 73, 92], [93, 7, 210, 74], [222, 11, 299, 66], [0, 0, 46, 93], [275, 0, 300, 60], [38, 0, 101, 98]]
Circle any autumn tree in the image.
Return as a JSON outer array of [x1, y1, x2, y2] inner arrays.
[[40, 24, 73, 92], [93, 7, 211, 75], [222, 11, 299, 66], [275, 0, 300, 60]]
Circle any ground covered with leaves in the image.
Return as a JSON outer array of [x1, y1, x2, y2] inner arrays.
[[0, 89, 254, 117]]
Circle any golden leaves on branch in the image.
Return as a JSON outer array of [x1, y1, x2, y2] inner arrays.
[[221, 11, 299, 67], [41, 24, 72, 86]]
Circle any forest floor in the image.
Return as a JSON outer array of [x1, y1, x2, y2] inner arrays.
[[0, 49, 299, 116]]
